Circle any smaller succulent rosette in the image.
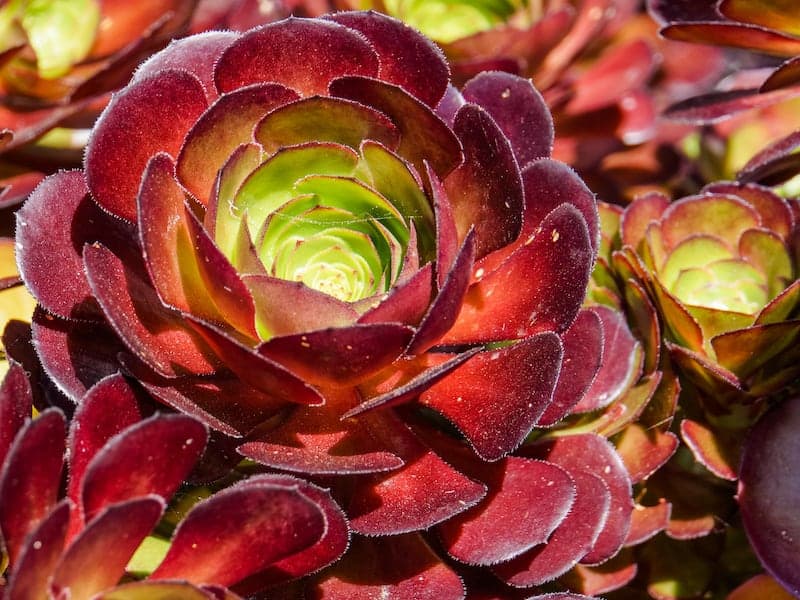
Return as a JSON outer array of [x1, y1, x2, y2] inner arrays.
[[0, 365, 348, 597], [617, 183, 800, 403]]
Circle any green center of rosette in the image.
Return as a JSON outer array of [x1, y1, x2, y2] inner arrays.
[[215, 140, 435, 307]]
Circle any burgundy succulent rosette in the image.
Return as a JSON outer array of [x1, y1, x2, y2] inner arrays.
[[17, 11, 632, 595]]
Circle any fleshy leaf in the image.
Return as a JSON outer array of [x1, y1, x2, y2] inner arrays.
[[739, 398, 800, 595], [0, 361, 32, 464], [0, 409, 65, 564], [51, 497, 165, 600], [312, 534, 464, 600], [538, 309, 603, 426], [258, 324, 412, 387], [83, 243, 219, 378], [444, 103, 523, 258], [327, 11, 450, 108], [438, 457, 575, 566], [462, 71, 553, 166], [151, 483, 327, 586], [215, 18, 379, 96], [492, 470, 610, 586], [421, 333, 563, 461], [445, 204, 593, 343], [85, 70, 208, 222], [177, 83, 299, 204], [81, 414, 207, 522]]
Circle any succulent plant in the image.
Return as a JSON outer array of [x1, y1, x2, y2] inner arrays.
[[0, 365, 348, 597], [11, 10, 651, 595]]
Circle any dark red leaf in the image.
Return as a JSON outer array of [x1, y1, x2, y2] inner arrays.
[[538, 309, 603, 427], [239, 387, 403, 475], [444, 204, 593, 344], [327, 11, 450, 108], [215, 18, 379, 96], [525, 434, 633, 565], [312, 534, 464, 600], [85, 70, 208, 222], [422, 333, 563, 461], [133, 30, 240, 101], [493, 470, 610, 585], [346, 415, 486, 535], [83, 243, 219, 378], [81, 414, 207, 522], [439, 457, 574, 565], [258, 324, 412, 387], [0, 361, 32, 465], [231, 475, 349, 591], [151, 483, 327, 587], [51, 497, 164, 600], [15, 171, 95, 319], [4, 501, 69, 600], [31, 309, 128, 402], [444, 104, 523, 258], [0, 409, 65, 565], [739, 397, 800, 594], [462, 71, 553, 166]]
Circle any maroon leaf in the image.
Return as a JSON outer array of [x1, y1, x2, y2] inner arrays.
[[665, 86, 800, 124], [81, 414, 207, 522], [185, 316, 324, 406], [444, 204, 593, 343], [439, 457, 575, 566], [343, 350, 480, 418], [346, 420, 486, 535], [571, 306, 643, 413], [538, 309, 603, 426], [329, 76, 463, 178], [215, 18, 379, 96], [51, 497, 165, 600], [15, 171, 95, 319], [239, 387, 403, 475], [0, 409, 65, 564], [66, 374, 148, 529], [519, 159, 599, 254], [312, 534, 464, 600], [133, 30, 240, 101], [738, 130, 800, 186], [231, 475, 349, 591], [327, 11, 450, 108], [258, 324, 412, 387], [0, 361, 32, 465], [525, 434, 633, 566], [462, 70, 553, 166], [31, 309, 128, 402], [4, 501, 69, 600], [493, 470, 610, 586], [85, 70, 208, 222], [407, 229, 476, 354], [83, 243, 219, 378], [177, 83, 299, 204], [151, 483, 327, 586], [444, 103, 523, 258], [421, 333, 563, 461], [739, 397, 800, 594]]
